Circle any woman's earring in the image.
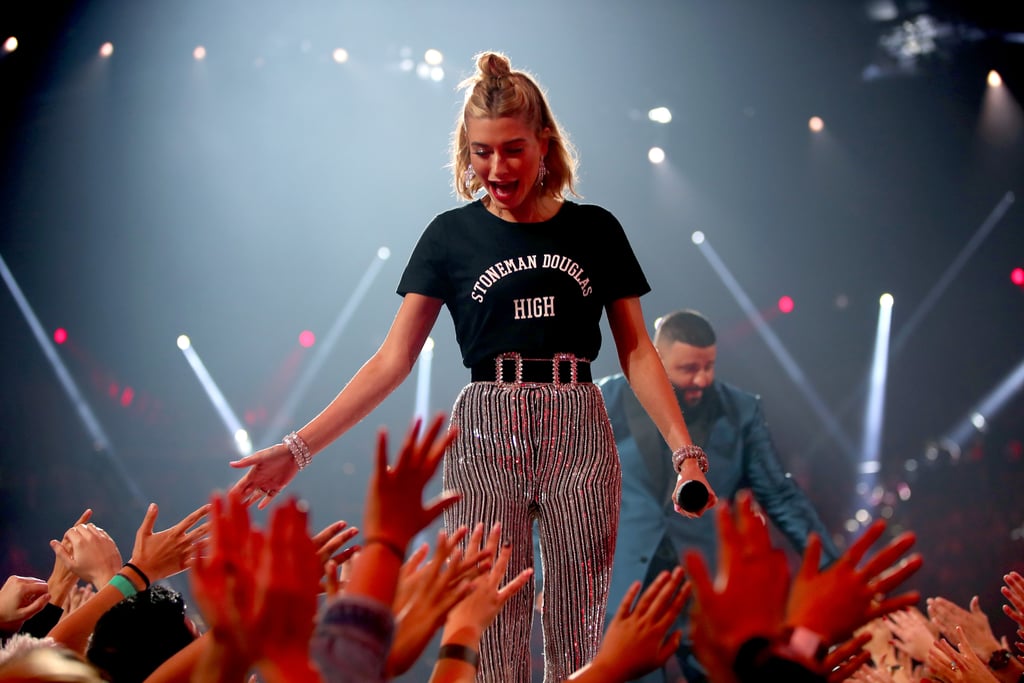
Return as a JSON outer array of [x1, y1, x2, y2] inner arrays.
[[536, 158, 547, 187], [464, 166, 476, 190]]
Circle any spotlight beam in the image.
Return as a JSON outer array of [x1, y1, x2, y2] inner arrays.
[[177, 337, 250, 455], [801, 191, 1016, 461], [946, 354, 1024, 448], [0, 251, 147, 508], [892, 191, 1014, 353], [259, 249, 390, 446], [858, 295, 894, 505], [694, 236, 858, 459]]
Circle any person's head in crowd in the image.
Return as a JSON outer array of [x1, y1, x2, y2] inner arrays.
[[653, 309, 717, 408], [85, 585, 197, 683], [452, 51, 578, 210], [0, 641, 108, 682]]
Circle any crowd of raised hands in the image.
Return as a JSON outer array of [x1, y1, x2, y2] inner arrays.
[[1, 414, 1020, 683], [840, 572, 1024, 683]]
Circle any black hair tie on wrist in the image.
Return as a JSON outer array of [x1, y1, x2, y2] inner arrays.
[[438, 644, 480, 668], [123, 562, 151, 589]]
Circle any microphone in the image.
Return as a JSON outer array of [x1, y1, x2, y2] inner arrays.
[[674, 479, 709, 513]]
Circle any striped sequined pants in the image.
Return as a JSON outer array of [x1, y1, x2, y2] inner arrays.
[[443, 381, 621, 683]]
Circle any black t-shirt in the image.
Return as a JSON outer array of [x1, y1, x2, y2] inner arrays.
[[397, 200, 651, 368]]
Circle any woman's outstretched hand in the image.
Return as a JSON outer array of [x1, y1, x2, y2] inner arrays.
[[229, 443, 299, 510]]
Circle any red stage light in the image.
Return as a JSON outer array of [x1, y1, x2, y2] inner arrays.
[[121, 387, 134, 407], [299, 330, 316, 348], [53, 328, 68, 344], [1012, 268, 1024, 286], [778, 296, 795, 314]]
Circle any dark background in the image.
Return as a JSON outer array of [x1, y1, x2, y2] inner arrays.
[[2, 0, 1022, 665]]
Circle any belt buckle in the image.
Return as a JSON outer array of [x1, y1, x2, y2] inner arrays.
[[552, 352, 577, 386], [495, 352, 523, 385]]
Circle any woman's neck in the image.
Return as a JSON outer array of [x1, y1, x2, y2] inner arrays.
[[486, 192, 562, 223]]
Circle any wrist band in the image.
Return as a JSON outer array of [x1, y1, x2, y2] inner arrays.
[[363, 537, 406, 561], [283, 431, 313, 470], [438, 644, 480, 668], [122, 562, 151, 589], [671, 444, 709, 474], [108, 573, 138, 599]]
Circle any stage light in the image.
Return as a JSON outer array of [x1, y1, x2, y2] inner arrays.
[[377, 246, 391, 260], [808, 116, 824, 132], [177, 334, 191, 350], [691, 231, 705, 245], [399, 58, 415, 72], [121, 387, 134, 407], [332, 48, 349, 64], [234, 428, 252, 454], [193, 45, 207, 61], [430, 66, 444, 82], [855, 508, 871, 524], [648, 147, 665, 164], [416, 62, 430, 79], [1012, 267, 1024, 285], [424, 49, 443, 66], [299, 330, 316, 348], [99, 42, 114, 58], [778, 296, 794, 314], [648, 107, 672, 124], [423, 336, 435, 353], [53, 328, 67, 344], [3, 37, 17, 53], [879, 292, 894, 307], [971, 412, 986, 430], [988, 70, 1003, 88]]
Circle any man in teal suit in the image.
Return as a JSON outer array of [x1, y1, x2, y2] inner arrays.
[[599, 309, 839, 682]]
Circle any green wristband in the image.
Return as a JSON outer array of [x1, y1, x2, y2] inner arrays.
[[108, 573, 138, 599]]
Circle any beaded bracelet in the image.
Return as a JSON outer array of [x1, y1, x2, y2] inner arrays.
[[438, 644, 480, 668], [671, 444, 709, 474], [283, 431, 313, 470], [108, 573, 138, 599]]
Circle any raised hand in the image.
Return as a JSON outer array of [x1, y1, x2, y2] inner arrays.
[[927, 595, 1002, 661], [191, 491, 322, 682], [50, 522, 122, 588], [45, 509, 93, 608], [924, 625, 1000, 683], [386, 526, 485, 676], [361, 414, 461, 551], [0, 575, 51, 632], [229, 443, 299, 510], [886, 607, 937, 663], [685, 492, 791, 682], [128, 502, 211, 582], [61, 584, 96, 619], [312, 519, 360, 567], [787, 520, 922, 645], [825, 632, 873, 683]]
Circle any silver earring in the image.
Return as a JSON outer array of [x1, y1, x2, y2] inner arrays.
[[464, 166, 476, 190], [536, 158, 547, 186]]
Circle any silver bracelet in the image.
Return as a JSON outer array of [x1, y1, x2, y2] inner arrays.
[[283, 431, 313, 470], [671, 444, 708, 474]]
